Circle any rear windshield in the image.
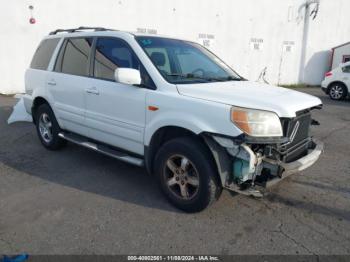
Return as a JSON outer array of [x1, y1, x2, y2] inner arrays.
[[30, 38, 60, 70]]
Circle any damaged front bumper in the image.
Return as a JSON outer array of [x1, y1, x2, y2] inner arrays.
[[204, 134, 324, 197], [262, 139, 323, 187]]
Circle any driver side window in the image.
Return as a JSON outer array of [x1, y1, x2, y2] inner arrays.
[[93, 37, 156, 89], [94, 38, 139, 81]]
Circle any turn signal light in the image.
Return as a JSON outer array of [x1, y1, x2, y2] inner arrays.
[[231, 110, 251, 134], [148, 106, 159, 111]]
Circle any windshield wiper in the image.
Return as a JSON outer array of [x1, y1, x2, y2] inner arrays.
[[166, 73, 242, 82], [166, 73, 229, 82], [166, 73, 212, 82], [222, 76, 243, 81]]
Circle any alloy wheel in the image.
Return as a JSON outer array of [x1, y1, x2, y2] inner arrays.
[[38, 113, 53, 143], [330, 85, 344, 100], [163, 154, 200, 200]]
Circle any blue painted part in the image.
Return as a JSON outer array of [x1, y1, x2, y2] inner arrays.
[[233, 159, 250, 183], [2, 254, 29, 262]]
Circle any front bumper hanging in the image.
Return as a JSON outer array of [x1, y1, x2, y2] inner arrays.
[[204, 135, 324, 197]]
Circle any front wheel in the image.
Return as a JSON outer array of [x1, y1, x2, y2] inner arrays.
[[329, 83, 347, 100], [154, 137, 222, 213]]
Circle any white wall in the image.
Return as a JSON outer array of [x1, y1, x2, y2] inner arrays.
[[0, 0, 349, 94]]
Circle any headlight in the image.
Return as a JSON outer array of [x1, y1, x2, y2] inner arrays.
[[231, 107, 283, 137]]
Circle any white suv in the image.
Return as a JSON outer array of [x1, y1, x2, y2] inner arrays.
[[321, 61, 350, 100], [23, 27, 323, 212]]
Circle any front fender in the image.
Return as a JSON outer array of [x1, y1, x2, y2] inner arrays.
[[144, 92, 243, 146], [144, 113, 212, 146]]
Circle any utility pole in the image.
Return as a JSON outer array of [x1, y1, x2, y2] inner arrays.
[[298, 0, 320, 84]]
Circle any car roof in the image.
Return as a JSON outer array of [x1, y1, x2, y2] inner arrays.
[[45, 27, 191, 42], [45, 29, 132, 39]]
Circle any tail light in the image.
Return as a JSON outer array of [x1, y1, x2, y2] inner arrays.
[[325, 71, 332, 77]]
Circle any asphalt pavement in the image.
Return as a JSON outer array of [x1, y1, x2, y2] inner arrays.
[[0, 88, 349, 255]]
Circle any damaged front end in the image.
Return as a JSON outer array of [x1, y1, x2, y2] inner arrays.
[[204, 109, 324, 197]]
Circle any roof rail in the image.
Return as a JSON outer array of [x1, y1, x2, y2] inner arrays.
[[49, 26, 115, 35]]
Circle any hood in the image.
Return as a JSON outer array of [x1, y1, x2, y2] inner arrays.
[[176, 81, 322, 117]]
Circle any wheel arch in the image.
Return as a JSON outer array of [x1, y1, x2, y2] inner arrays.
[[31, 96, 51, 124], [144, 126, 222, 185]]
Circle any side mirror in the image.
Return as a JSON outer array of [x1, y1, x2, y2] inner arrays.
[[114, 68, 141, 86]]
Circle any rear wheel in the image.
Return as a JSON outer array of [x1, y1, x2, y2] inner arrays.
[[329, 83, 347, 100], [154, 137, 222, 212], [35, 104, 66, 150]]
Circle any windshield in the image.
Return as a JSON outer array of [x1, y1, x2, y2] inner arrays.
[[136, 36, 242, 84]]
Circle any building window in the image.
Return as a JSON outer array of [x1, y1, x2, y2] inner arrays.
[[343, 55, 350, 63]]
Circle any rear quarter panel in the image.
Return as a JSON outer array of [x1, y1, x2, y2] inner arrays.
[[24, 68, 48, 114]]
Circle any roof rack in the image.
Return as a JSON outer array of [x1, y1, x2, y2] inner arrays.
[[49, 26, 115, 35]]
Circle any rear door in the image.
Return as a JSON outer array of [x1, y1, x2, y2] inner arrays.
[[84, 37, 150, 155], [47, 37, 93, 136]]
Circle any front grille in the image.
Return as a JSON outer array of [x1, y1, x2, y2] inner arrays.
[[280, 111, 312, 163], [286, 112, 311, 145]]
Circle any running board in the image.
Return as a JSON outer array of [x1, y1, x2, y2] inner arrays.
[[58, 132, 144, 167]]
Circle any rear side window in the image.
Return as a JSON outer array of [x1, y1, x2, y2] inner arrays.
[[342, 65, 350, 73], [30, 38, 60, 70], [94, 38, 140, 81], [55, 38, 93, 77]]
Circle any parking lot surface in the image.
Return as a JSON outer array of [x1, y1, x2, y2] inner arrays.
[[0, 88, 349, 255]]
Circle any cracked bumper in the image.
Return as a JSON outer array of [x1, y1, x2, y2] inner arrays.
[[263, 139, 324, 187]]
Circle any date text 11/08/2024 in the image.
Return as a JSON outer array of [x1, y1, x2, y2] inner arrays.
[[127, 256, 220, 261]]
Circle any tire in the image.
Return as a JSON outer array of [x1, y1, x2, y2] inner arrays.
[[154, 137, 222, 213], [35, 103, 66, 150], [329, 83, 347, 100]]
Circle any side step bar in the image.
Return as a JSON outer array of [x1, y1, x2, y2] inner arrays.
[[58, 132, 144, 167]]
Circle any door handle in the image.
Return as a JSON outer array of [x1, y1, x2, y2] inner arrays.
[[85, 88, 99, 95], [47, 80, 56, 86]]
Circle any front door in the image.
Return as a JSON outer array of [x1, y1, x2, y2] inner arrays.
[[85, 37, 148, 155]]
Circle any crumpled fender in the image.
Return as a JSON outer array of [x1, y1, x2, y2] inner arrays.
[[7, 97, 32, 124]]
